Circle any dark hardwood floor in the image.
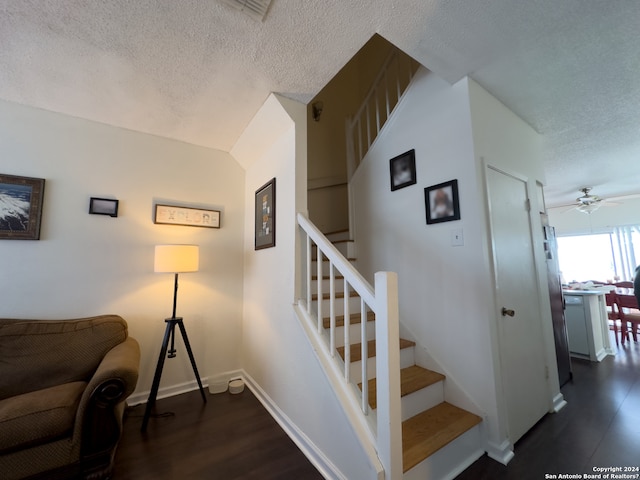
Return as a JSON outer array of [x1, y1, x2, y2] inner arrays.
[[456, 333, 640, 479], [113, 388, 324, 480], [115, 333, 639, 480]]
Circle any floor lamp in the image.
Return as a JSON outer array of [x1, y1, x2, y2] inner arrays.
[[141, 244, 207, 432]]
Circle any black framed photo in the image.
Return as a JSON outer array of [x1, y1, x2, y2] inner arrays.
[[390, 149, 416, 191], [89, 197, 119, 217], [425, 179, 460, 224], [255, 178, 276, 250], [0, 173, 45, 240]]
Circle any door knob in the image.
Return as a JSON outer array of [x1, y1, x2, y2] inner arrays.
[[501, 307, 515, 317]]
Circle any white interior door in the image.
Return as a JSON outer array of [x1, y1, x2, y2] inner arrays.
[[486, 166, 550, 444]]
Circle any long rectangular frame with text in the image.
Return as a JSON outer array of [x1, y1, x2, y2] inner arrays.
[[154, 204, 221, 228]]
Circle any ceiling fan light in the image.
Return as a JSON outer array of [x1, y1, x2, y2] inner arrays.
[[577, 202, 601, 214]]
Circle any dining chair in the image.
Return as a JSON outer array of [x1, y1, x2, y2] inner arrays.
[[615, 293, 640, 343], [605, 290, 622, 345]]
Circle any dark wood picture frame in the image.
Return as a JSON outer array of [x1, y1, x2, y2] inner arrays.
[[89, 197, 119, 217], [0, 173, 45, 240], [154, 204, 221, 228], [390, 149, 417, 191], [255, 178, 276, 250], [425, 179, 461, 224]]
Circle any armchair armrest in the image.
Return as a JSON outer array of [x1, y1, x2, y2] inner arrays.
[[72, 337, 140, 458]]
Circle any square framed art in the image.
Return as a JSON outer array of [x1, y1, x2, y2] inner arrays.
[[425, 179, 460, 224], [389, 149, 417, 191]]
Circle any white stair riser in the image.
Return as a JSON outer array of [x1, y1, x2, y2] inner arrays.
[[313, 296, 364, 317], [400, 382, 445, 422], [312, 241, 355, 259], [311, 259, 357, 275], [311, 278, 346, 294], [325, 231, 351, 243], [328, 321, 376, 348], [348, 346, 416, 384], [402, 424, 483, 480]]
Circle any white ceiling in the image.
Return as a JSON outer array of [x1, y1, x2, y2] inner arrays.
[[1, 1, 639, 206]]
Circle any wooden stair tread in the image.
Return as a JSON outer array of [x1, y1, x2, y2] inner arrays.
[[312, 291, 359, 301], [359, 366, 445, 410], [337, 338, 415, 363], [323, 311, 375, 329], [402, 402, 482, 473]]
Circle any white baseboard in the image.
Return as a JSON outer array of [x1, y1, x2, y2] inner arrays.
[[486, 439, 514, 465], [127, 369, 243, 406], [552, 392, 568, 413], [242, 370, 347, 480]]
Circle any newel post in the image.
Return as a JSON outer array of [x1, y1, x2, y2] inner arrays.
[[374, 271, 403, 480]]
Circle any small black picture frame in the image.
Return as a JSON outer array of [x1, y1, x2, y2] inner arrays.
[[425, 179, 460, 224], [390, 149, 416, 191], [89, 197, 119, 217], [255, 178, 276, 250]]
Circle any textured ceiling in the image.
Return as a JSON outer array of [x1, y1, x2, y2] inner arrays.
[[1, 1, 639, 206]]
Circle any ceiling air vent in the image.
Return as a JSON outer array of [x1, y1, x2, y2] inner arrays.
[[220, 0, 273, 21]]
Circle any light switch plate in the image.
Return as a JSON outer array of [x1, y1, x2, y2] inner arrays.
[[451, 228, 464, 246]]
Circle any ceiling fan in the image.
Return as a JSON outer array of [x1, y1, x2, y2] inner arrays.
[[572, 187, 616, 214], [575, 187, 602, 213]]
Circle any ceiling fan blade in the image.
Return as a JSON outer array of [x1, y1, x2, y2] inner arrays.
[[607, 192, 640, 202], [560, 205, 579, 214]]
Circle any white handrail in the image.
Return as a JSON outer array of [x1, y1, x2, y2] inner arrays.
[[298, 213, 375, 306], [296, 212, 402, 480]]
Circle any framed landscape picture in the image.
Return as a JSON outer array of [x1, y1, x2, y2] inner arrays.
[[425, 179, 461, 224], [255, 178, 276, 250], [0, 174, 45, 240]]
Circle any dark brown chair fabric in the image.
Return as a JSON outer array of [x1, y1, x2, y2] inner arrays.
[[0, 315, 140, 480]]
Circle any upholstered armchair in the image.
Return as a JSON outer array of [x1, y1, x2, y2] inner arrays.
[[0, 315, 140, 480]]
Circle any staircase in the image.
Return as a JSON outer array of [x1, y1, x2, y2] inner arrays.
[[297, 214, 484, 479]]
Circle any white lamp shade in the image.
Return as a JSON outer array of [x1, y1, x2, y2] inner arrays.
[[154, 245, 199, 273]]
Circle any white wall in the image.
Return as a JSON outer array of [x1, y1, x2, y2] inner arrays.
[[237, 94, 379, 479], [467, 78, 563, 420], [350, 69, 504, 448], [0, 99, 245, 399]]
